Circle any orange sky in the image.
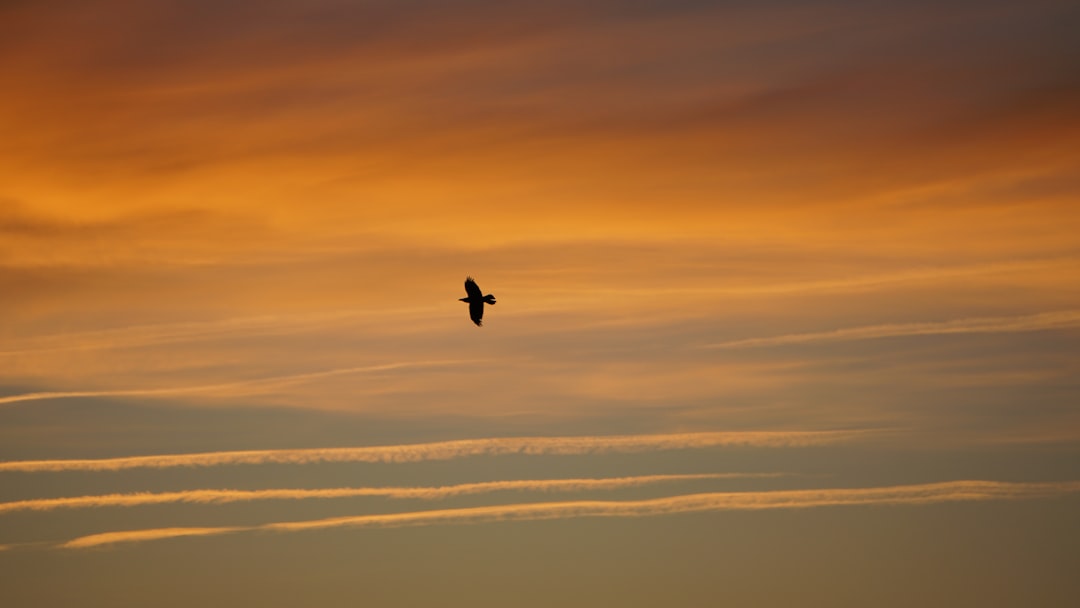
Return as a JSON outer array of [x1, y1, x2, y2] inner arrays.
[[3, 0, 1078, 258], [1, 2, 1079, 606], [1, 0, 1078, 424]]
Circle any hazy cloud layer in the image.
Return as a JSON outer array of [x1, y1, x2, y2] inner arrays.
[[7, 258, 1070, 354]]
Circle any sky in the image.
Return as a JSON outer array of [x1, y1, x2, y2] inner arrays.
[[1, 0, 1079, 605]]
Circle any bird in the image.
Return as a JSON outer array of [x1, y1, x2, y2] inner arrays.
[[460, 276, 496, 326]]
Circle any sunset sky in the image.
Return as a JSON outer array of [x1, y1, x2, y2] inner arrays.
[[2, 1, 1079, 606]]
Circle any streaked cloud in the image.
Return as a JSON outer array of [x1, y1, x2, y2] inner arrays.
[[0, 473, 777, 514], [0, 360, 484, 406], [59, 480, 1080, 549], [0, 430, 868, 473], [0, 2, 1076, 603], [0, 310, 377, 357], [64, 527, 243, 549], [704, 310, 1080, 349], [6, 258, 1067, 354]]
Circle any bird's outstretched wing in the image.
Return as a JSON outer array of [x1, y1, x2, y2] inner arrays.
[[464, 276, 483, 299], [469, 300, 484, 326]]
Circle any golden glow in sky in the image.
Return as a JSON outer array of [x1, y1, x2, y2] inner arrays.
[[1, 1, 1079, 606]]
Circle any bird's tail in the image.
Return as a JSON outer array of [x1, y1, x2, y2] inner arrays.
[[484, 294, 496, 305]]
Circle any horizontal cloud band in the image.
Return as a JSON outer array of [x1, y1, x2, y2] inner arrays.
[[5, 260, 1072, 356], [704, 310, 1080, 349], [0, 430, 866, 473], [0, 473, 782, 514], [0, 359, 487, 407], [61, 480, 1080, 549]]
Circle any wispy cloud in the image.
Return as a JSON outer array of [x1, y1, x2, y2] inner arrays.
[[680, 260, 1077, 297], [0, 313, 343, 357], [0, 360, 485, 406], [5, 258, 1072, 355], [0, 473, 776, 514], [703, 310, 1080, 349], [0, 430, 868, 473], [0, 307, 446, 357], [65, 527, 244, 549], [59, 480, 1080, 549]]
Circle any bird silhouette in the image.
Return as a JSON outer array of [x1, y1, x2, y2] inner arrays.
[[460, 277, 496, 326]]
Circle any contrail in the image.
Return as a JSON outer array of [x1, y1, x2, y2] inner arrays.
[[0, 473, 781, 514], [0, 314, 314, 357], [59, 480, 1080, 549], [703, 310, 1080, 349], [522, 259, 1080, 299], [0, 306, 443, 357], [0, 430, 870, 473], [0, 359, 486, 406], [64, 527, 243, 548]]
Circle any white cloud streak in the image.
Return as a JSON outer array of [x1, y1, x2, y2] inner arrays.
[[0, 473, 774, 514], [0, 430, 869, 473], [60, 480, 1080, 549], [0, 359, 485, 406], [704, 310, 1080, 349]]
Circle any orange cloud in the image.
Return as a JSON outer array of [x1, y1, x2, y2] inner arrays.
[[0, 0, 1077, 446], [63, 527, 242, 550]]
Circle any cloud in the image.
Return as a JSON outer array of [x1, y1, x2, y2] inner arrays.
[[63, 527, 242, 549], [58, 480, 1080, 548], [0, 473, 780, 514], [704, 261, 1080, 296], [0, 359, 485, 406], [0, 306, 448, 357], [0, 430, 868, 473], [0, 312, 349, 357], [5, 256, 1070, 356], [704, 310, 1080, 349]]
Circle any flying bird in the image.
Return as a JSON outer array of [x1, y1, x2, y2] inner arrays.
[[460, 276, 496, 326]]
